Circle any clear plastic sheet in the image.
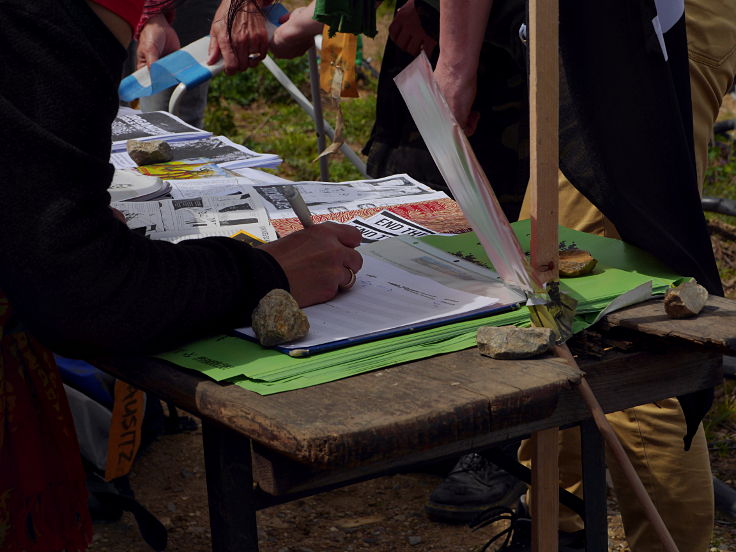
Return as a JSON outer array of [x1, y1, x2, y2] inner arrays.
[[394, 53, 537, 293]]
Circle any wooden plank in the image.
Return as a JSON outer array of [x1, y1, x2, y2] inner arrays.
[[94, 347, 719, 470], [603, 296, 736, 353], [531, 428, 559, 552], [528, 0, 560, 283], [248, 348, 719, 496], [94, 350, 576, 466]]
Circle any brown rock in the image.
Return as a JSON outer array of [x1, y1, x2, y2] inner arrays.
[[664, 280, 709, 319], [476, 326, 555, 360], [559, 248, 597, 277], [251, 289, 309, 346], [126, 139, 173, 166]]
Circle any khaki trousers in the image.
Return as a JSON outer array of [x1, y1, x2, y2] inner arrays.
[[517, 1, 736, 549]]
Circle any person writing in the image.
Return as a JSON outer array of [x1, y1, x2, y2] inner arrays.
[[0, 0, 361, 550]]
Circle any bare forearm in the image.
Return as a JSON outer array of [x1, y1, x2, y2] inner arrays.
[[437, 0, 492, 80]]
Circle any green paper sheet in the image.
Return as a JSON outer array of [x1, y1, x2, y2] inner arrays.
[[157, 223, 685, 395]]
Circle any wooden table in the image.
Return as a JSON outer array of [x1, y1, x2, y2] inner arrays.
[[95, 296, 735, 551]]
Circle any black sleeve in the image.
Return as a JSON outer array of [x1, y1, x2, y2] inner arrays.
[[0, 0, 289, 356]]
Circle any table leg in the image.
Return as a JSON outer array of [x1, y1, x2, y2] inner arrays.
[[531, 428, 559, 552], [202, 419, 259, 552], [581, 418, 607, 552]]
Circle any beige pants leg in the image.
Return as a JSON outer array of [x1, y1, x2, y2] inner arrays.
[[518, 402, 714, 551], [516, 1, 736, 549]]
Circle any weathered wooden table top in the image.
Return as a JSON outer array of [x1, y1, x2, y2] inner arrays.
[[94, 296, 734, 475]]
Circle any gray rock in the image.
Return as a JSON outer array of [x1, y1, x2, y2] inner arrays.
[[477, 326, 555, 359], [252, 289, 309, 346], [126, 139, 173, 165], [664, 280, 709, 319], [407, 536, 422, 546]]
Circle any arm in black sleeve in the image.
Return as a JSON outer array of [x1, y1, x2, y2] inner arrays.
[[0, 0, 288, 356]]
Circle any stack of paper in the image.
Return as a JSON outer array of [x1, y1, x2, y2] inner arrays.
[[111, 135, 281, 171], [111, 110, 211, 152], [109, 170, 171, 202], [158, 222, 686, 395], [236, 251, 522, 354]]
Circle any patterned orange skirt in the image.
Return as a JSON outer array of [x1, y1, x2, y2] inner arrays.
[[0, 291, 92, 551]]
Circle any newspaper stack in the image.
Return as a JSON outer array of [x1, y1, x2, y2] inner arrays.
[[110, 109, 282, 170], [109, 170, 171, 202]]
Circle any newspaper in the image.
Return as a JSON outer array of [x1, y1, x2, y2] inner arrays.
[[111, 110, 211, 152], [135, 160, 230, 180], [231, 167, 292, 185], [111, 136, 281, 171], [346, 210, 436, 243], [167, 177, 251, 200], [112, 192, 276, 243], [251, 174, 446, 219]]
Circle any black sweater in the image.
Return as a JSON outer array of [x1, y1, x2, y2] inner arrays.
[[0, 0, 288, 356]]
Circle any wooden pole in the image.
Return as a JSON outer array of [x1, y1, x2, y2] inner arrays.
[[529, 0, 559, 284], [528, 1, 560, 550], [554, 345, 680, 552], [526, 1, 679, 550]]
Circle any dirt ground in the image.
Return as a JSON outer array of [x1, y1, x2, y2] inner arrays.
[[87, 411, 735, 552]]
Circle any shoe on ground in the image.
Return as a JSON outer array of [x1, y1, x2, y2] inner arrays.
[[470, 499, 585, 552], [425, 452, 528, 523]]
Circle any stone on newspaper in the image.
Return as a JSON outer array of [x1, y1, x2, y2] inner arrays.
[[559, 248, 597, 277], [126, 139, 173, 166], [476, 326, 555, 360], [664, 280, 709, 319], [252, 289, 309, 347]]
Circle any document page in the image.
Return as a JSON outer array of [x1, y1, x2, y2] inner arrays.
[[237, 254, 504, 352], [113, 193, 276, 242]]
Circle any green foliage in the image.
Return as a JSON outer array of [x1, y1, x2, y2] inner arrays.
[[704, 141, 736, 199], [204, 57, 377, 181], [704, 140, 736, 225], [704, 380, 736, 446], [207, 56, 310, 107], [203, 96, 238, 137], [216, 95, 372, 182]]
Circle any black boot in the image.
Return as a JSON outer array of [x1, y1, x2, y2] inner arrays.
[[425, 452, 527, 523]]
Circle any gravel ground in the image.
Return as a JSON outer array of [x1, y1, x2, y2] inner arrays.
[[87, 414, 736, 552]]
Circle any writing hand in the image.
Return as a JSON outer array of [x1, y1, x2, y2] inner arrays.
[[258, 222, 363, 307], [136, 13, 181, 70], [208, 0, 268, 74]]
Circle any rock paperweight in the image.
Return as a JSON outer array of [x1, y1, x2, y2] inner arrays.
[[477, 326, 555, 360], [252, 289, 309, 347], [126, 139, 173, 166], [664, 280, 708, 319]]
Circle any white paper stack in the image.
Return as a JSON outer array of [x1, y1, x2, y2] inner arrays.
[[110, 135, 281, 171], [109, 170, 171, 202], [111, 110, 211, 152]]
